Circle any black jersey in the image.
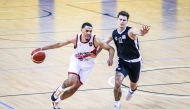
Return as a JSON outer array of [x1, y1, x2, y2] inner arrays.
[[112, 26, 140, 60]]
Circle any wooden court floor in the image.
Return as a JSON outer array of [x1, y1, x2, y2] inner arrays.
[[0, 0, 190, 109]]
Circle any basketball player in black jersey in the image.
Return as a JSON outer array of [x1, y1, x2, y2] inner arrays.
[[100, 11, 150, 109]]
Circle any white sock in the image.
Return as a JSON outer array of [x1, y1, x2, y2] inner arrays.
[[54, 86, 65, 99], [115, 101, 120, 106], [53, 97, 61, 108], [129, 88, 133, 92], [58, 86, 65, 92], [55, 97, 61, 103], [54, 93, 58, 99], [129, 88, 134, 94]]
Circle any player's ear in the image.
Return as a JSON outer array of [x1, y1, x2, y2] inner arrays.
[[81, 28, 84, 32]]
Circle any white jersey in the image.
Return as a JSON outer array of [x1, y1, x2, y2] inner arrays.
[[70, 33, 97, 63], [68, 33, 98, 84]]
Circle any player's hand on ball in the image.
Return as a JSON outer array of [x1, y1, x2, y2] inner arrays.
[[31, 48, 45, 64], [31, 48, 42, 54]]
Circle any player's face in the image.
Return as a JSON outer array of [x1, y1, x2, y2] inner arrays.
[[81, 26, 93, 41], [117, 15, 128, 28]]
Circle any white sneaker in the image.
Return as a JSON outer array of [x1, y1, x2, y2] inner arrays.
[[51, 101, 60, 109], [125, 89, 134, 101], [113, 105, 121, 109]]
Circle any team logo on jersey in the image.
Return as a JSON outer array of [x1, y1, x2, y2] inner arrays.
[[119, 37, 123, 43], [115, 37, 117, 41], [75, 52, 89, 59], [89, 42, 92, 46], [117, 67, 121, 70], [122, 35, 126, 39]]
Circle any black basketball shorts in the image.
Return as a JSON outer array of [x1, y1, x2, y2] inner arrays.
[[115, 58, 142, 83]]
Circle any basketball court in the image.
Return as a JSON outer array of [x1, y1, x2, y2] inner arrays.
[[0, 0, 190, 109]]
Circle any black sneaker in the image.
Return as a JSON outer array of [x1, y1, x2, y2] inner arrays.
[[51, 86, 61, 101], [51, 91, 58, 101]]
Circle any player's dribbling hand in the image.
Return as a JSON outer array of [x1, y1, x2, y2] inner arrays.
[[140, 25, 150, 35], [35, 48, 42, 51], [107, 59, 113, 66]]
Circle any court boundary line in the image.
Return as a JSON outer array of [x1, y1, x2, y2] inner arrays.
[[66, 4, 146, 26], [0, 102, 14, 109], [108, 65, 190, 98], [1, 35, 190, 42], [0, 81, 189, 98], [0, 10, 51, 20], [0, 0, 155, 8], [0, 65, 190, 98]]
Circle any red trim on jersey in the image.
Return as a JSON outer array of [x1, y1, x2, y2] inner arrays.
[[80, 34, 91, 43], [68, 72, 83, 85], [92, 35, 97, 48], [74, 34, 78, 49]]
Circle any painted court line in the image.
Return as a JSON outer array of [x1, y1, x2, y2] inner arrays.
[[108, 65, 190, 98], [0, 10, 13, 12], [0, 102, 14, 109]]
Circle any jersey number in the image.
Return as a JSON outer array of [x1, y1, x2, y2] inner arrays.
[[119, 37, 123, 43]]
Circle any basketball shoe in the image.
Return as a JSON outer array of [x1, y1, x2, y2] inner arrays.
[[51, 101, 60, 109], [125, 88, 134, 101], [113, 105, 121, 109]]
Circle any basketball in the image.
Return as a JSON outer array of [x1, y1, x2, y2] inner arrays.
[[31, 48, 46, 64]]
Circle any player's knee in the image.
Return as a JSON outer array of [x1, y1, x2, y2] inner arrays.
[[66, 79, 75, 86], [115, 80, 122, 88], [131, 79, 138, 83]]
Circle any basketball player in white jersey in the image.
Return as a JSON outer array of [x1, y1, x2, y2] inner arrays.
[[98, 11, 150, 109], [40, 22, 115, 109]]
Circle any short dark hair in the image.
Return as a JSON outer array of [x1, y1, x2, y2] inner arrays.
[[117, 11, 130, 20], [81, 22, 92, 29]]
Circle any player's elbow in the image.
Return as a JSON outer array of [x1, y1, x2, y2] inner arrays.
[[109, 46, 115, 52], [105, 40, 110, 44]]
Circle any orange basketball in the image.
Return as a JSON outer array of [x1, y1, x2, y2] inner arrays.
[[31, 48, 46, 64]]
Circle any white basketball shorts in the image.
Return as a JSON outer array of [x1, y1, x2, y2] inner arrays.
[[68, 57, 94, 84]]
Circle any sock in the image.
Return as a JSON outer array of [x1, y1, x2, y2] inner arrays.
[[129, 86, 137, 94], [131, 86, 137, 92], [53, 97, 61, 107], [115, 101, 120, 106], [55, 97, 61, 103], [129, 88, 134, 94], [54, 86, 65, 98], [54, 93, 58, 99], [58, 85, 65, 92]]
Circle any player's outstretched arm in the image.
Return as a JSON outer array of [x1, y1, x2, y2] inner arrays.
[[96, 35, 113, 55], [41, 36, 76, 50], [130, 25, 150, 36], [95, 37, 115, 66]]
